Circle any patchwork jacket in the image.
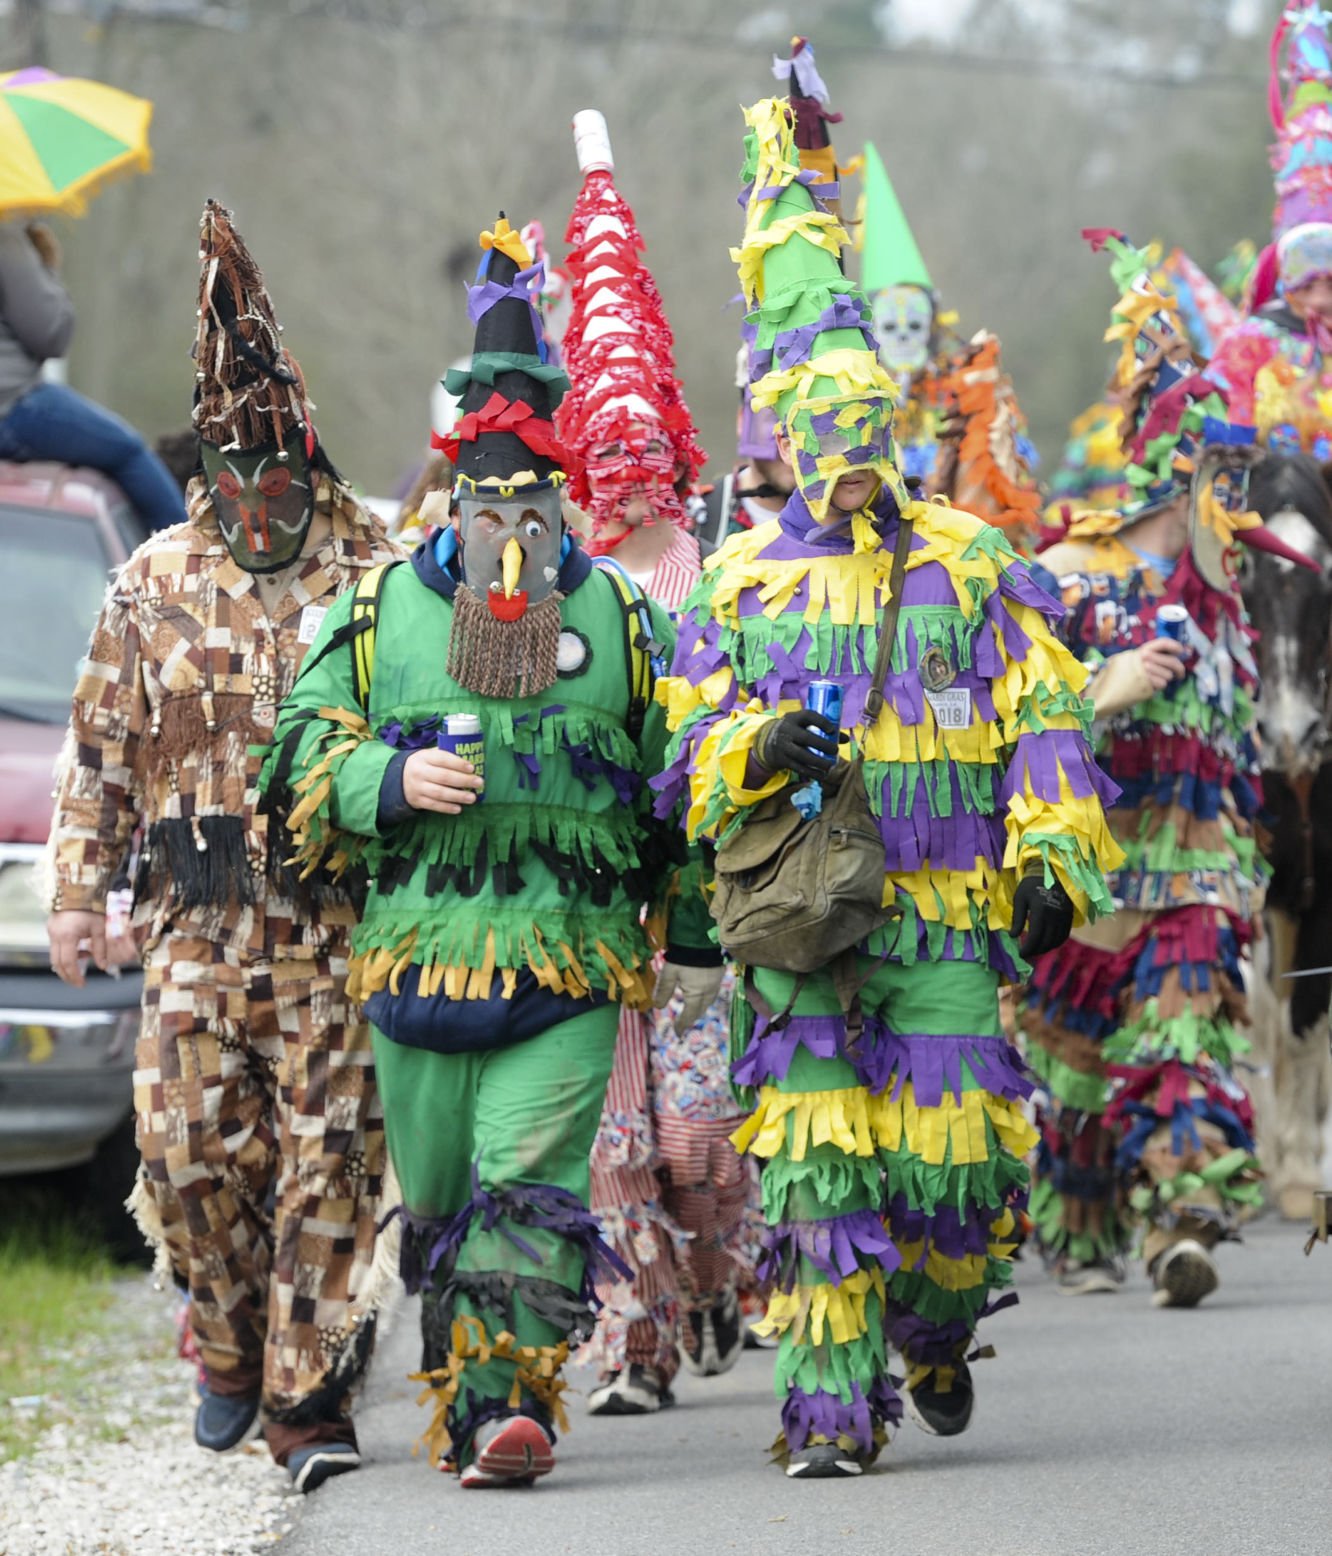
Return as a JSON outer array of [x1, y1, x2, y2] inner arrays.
[[49, 476, 400, 956]]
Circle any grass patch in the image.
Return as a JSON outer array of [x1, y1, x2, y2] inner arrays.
[[0, 1184, 117, 1461]]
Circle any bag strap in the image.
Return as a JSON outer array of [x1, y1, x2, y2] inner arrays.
[[349, 560, 400, 714], [594, 558, 665, 744], [863, 511, 915, 726]]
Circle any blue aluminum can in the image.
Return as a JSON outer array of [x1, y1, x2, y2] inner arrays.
[[806, 679, 844, 727], [1155, 604, 1189, 642]]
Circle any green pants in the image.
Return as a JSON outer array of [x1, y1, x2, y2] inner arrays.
[[372, 1002, 618, 1466]]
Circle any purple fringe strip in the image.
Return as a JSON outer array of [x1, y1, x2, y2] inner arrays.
[[884, 1290, 1018, 1367], [999, 728, 1119, 809], [885, 1194, 998, 1264], [757, 1209, 901, 1290], [382, 1169, 631, 1297], [733, 1018, 1032, 1106], [781, 1378, 904, 1455]]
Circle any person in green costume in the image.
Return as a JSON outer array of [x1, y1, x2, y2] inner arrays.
[[261, 215, 706, 1490]]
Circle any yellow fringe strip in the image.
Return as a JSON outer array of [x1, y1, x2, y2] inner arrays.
[[349, 933, 656, 1008], [752, 1268, 886, 1347], [732, 1082, 1038, 1166], [284, 705, 372, 878], [409, 1316, 570, 1471]]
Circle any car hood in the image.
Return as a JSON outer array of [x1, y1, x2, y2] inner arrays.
[[0, 718, 61, 843]]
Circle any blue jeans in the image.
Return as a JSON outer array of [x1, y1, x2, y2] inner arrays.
[[0, 381, 187, 532]]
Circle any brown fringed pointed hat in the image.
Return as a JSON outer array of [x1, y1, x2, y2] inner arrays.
[[192, 198, 313, 455]]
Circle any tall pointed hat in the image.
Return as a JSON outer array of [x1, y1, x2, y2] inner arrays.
[[1246, 4, 1332, 307], [435, 215, 572, 497], [557, 109, 704, 539], [860, 141, 932, 294], [1270, 3, 1332, 236], [734, 35, 843, 464], [735, 92, 904, 530], [193, 199, 313, 456]]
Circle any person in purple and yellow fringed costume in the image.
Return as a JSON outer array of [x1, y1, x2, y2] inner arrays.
[[1025, 230, 1318, 1306], [652, 97, 1122, 1480]]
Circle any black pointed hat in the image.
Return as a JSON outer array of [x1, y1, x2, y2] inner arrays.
[[438, 215, 574, 496]]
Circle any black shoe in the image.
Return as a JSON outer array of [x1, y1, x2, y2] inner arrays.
[[586, 1364, 674, 1415], [784, 1439, 865, 1479], [288, 1442, 361, 1493], [680, 1289, 744, 1378], [193, 1387, 261, 1452], [906, 1360, 975, 1438]]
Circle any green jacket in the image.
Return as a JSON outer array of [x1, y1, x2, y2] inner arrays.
[[261, 540, 692, 1011]]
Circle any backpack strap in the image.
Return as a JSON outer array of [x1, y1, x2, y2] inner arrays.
[[593, 558, 665, 743], [349, 560, 401, 714], [863, 511, 916, 726]]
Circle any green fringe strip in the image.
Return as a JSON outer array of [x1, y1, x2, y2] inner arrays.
[[759, 1151, 884, 1225], [874, 1142, 1029, 1219], [350, 906, 651, 989], [1022, 832, 1118, 919], [371, 801, 644, 883], [1128, 1149, 1264, 1221], [886, 1257, 1012, 1329], [773, 1323, 887, 1403], [1113, 815, 1262, 879], [1028, 1178, 1127, 1263], [1025, 1045, 1109, 1115], [1102, 1000, 1250, 1071]]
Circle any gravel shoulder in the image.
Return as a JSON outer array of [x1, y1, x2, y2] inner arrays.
[[0, 1276, 297, 1556]]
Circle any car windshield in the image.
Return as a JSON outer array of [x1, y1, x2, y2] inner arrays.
[[0, 506, 114, 724]]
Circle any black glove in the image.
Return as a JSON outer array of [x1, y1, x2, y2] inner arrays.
[[1012, 872, 1075, 959], [753, 709, 840, 782]]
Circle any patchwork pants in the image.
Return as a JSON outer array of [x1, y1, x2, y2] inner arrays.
[[1025, 907, 1261, 1270], [372, 1003, 620, 1471], [585, 981, 760, 1385], [134, 934, 384, 1463], [732, 958, 1034, 1459]]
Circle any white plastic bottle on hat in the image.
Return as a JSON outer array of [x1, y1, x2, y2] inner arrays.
[[573, 109, 614, 175]]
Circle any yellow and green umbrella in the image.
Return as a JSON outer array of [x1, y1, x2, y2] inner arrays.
[[0, 67, 152, 219]]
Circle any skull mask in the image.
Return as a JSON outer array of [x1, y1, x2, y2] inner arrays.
[[201, 425, 315, 574], [456, 486, 564, 619], [871, 284, 936, 382]]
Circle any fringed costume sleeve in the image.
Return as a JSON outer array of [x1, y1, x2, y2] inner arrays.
[[50, 571, 148, 914], [260, 587, 393, 882]]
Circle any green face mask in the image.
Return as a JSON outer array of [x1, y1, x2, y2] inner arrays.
[[200, 425, 315, 573]]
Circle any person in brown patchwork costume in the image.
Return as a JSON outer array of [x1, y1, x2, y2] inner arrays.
[[45, 200, 402, 1494]]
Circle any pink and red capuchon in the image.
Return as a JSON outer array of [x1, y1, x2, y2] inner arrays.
[[557, 110, 705, 548]]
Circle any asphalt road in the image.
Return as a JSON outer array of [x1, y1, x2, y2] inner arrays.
[[277, 1216, 1329, 1556]]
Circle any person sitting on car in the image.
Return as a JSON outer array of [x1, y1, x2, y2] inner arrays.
[[0, 219, 184, 531]]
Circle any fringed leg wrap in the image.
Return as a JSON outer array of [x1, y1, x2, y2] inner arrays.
[[410, 1317, 570, 1471]]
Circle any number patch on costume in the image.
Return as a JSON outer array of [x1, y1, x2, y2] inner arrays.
[[297, 605, 329, 644], [925, 687, 971, 728]]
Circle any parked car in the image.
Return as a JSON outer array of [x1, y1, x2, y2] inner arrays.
[[0, 462, 148, 1253]]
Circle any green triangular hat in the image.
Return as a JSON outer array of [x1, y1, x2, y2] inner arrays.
[[860, 140, 932, 294]]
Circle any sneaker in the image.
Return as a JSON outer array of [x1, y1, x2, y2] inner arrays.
[[1150, 1239, 1219, 1309], [906, 1360, 974, 1438], [1055, 1257, 1125, 1296], [288, 1442, 361, 1494], [680, 1290, 744, 1377], [784, 1438, 865, 1479], [585, 1364, 673, 1416], [459, 1415, 554, 1488], [193, 1386, 261, 1453]]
